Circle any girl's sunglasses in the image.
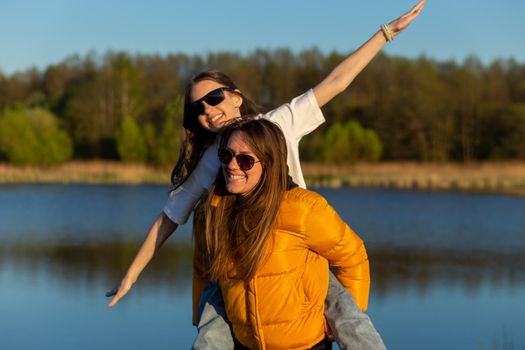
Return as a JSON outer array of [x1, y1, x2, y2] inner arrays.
[[218, 148, 260, 171], [189, 87, 235, 117]]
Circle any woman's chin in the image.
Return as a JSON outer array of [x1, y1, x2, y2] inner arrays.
[[226, 182, 251, 196], [226, 184, 241, 194]]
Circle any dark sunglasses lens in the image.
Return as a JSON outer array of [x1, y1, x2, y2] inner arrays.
[[236, 154, 255, 171], [218, 148, 233, 165], [218, 149, 256, 171], [204, 89, 225, 106], [189, 102, 203, 117], [189, 89, 226, 117]]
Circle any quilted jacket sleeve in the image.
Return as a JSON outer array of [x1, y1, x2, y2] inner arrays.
[[304, 196, 370, 311]]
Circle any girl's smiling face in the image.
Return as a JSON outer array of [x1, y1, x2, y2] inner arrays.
[[190, 80, 243, 132]]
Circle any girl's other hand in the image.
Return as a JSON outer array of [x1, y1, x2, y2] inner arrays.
[[388, 0, 426, 36]]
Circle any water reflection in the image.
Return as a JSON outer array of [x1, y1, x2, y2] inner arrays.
[[370, 247, 525, 296], [1, 241, 193, 294], [3, 241, 524, 296]]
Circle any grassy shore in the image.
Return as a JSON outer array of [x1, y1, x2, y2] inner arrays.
[[1, 161, 525, 197], [303, 162, 525, 197], [0, 161, 170, 185]]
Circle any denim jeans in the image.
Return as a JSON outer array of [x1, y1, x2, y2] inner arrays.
[[192, 272, 386, 350], [192, 282, 234, 350], [324, 272, 386, 350]]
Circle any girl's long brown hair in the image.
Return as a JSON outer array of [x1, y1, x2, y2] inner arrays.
[[170, 71, 261, 189], [202, 119, 288, 282]]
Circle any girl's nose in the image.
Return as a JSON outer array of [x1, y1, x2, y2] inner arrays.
[[202, 101, 214, 114]]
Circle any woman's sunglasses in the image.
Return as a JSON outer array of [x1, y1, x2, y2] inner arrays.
[[189, 87, 235, 117], [218, 148, 260, 171]]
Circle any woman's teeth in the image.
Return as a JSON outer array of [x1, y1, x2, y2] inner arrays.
[[228, 173, 245, 180]]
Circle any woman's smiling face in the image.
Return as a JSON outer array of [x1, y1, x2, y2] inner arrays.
[[190, 80, 243, 132], [221, 131, 263, 196]]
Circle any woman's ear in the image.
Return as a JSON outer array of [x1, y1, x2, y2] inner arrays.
[[232, 89, 243, 108]]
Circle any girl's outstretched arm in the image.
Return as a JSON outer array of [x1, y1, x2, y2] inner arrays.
[[313, 0, 425, 107], [107, 212, 177, 307], [107, 142, 222, 307]]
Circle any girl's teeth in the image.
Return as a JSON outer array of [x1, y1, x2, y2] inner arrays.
[[211, 114, 223, 122]]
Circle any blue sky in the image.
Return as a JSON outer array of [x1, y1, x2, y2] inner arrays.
[[0, 0, 522, 75]]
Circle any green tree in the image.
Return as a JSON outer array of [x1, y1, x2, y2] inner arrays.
[[153, 116, 180, 166], [115, 116, 147, 162], [0, 107, 39, 164], [0, 106, 73, 165], [66, 53, 144, 158], [321, 120, 382, 164], [361, 129, 383, 162], [143, 97, 183, 166], [322, 122, 351, 163], [485, 104, 525, 159], [143, 122, 156, 163]]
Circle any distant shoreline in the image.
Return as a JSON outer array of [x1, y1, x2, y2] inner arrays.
[[302, 162, 525, 197], [1, 161, 524, 197]]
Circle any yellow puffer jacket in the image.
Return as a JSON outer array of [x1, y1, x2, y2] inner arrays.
[[193, 187, 370, 350]]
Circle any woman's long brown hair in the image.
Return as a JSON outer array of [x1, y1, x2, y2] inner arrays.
[[170, 71, 262, 189], [202, 119, 288, 282]]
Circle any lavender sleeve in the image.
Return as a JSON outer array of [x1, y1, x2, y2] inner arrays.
[[162, 143, 220, 225]]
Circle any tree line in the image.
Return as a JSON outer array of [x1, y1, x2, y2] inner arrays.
[[0, 49, 524, 166]]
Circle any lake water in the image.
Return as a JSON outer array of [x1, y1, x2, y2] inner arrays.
[[1, 185, 524, 349]]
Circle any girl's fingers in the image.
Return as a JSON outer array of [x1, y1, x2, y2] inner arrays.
[[106, 283, 128, 307], [408, 1, 425, 18], [390, 0, 425, 32], [411, 0, 426, 14], [108, 293, 122, 307], [404, 0, 425, 19], [108, 297, 118, 307]]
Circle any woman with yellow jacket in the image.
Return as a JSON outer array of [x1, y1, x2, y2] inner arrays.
[[196, 118, 370, 350]]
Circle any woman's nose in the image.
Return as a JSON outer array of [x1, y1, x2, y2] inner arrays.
[[227, 156, 240, 170]]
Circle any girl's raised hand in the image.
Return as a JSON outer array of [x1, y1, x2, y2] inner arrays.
[[388, 0, 426, 36]]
